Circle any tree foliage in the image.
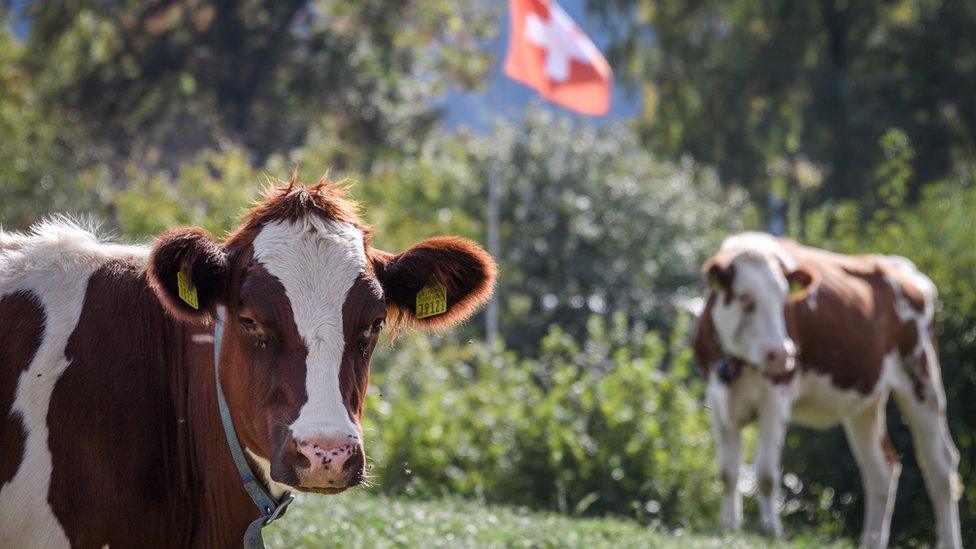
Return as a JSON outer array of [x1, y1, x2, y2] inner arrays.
[[5, 0, 495, 174], [592, 0, 976, 214], [477, 109, 748, 351]]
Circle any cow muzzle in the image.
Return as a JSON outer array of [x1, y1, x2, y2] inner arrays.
[[287, 432, 366, 493], [761, 346, 795, 376]]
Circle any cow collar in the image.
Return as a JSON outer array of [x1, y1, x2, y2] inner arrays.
[[213, 306, 294, 549], [716, 356, 796, 385]]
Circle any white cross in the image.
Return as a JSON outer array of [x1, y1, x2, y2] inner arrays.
[[524, 4, 599, 83]]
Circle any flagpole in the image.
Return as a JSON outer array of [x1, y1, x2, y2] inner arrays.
[[485, 157, 500, 348]]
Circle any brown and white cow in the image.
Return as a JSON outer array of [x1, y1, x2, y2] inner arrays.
[[693, 232, 962, 548], [0, 179, 496, 547]]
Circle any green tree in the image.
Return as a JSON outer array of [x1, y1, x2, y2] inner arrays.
[[0, 0, 497, 230], [592, 0, 976, 216], [477, 109, 748, 352]]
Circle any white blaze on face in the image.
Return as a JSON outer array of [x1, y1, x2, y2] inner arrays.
[[252, 218, 367, 440], [710, 255, 795, 370]]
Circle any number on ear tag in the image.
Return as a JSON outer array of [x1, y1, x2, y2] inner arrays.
[[415, 280, 447, 319], [177, 269, 199, 310]]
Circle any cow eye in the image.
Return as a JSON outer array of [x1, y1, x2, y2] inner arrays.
[[369, 318, 384, 334], [238, 315, 258, 332]]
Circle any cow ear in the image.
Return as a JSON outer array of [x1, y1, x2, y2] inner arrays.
[[147, 227, 229, 323], [703, 258, 735, 294], [786, 267, 817, 299], [371, 237, 497, 331]]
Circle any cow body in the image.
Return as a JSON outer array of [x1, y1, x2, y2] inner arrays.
[[694, 232, 962, 548], [0, 224, 250, 547], [0, 180, 496, 548]]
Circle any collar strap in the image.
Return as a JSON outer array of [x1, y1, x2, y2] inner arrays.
[[213, 306, 293, 548], [718, 355, 794, 384]]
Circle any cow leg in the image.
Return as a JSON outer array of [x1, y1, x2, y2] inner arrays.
[[754, 386, 790, 538], [893, 346, 963, 549], [707, 376, 743, 532], [842, 396, 900, 549]]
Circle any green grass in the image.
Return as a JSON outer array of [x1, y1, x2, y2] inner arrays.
[[264, 491, 852, 548]]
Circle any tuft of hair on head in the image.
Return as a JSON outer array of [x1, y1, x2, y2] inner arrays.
[[287, 167, 298, 191], [239, 173, 365, 230]]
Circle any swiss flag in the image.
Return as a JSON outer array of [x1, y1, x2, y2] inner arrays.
[[504, 0, 612, 116]]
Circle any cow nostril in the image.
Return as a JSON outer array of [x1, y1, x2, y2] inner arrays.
[[293, 449, 311, 470], [343, 445, 365, 473]]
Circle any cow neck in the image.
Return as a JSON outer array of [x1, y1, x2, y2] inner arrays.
[[213, 306, 293, 549]]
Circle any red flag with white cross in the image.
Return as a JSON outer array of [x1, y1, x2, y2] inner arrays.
[[504, 0, 612, 116]]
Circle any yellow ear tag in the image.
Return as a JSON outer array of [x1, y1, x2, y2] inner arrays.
[[415, 280, 447, 319], [789, 279, 805, 296], [176, 269, 199, 310]]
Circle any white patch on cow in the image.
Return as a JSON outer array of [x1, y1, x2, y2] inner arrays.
[[790, 365, 893, 430], [0, 218, 148, 549], [878, 255, 938, 371], [245, 448, 292, 500], [251, 218, 366, 443], [878, 255, 936, 321]]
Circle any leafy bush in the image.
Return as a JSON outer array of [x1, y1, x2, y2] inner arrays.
[[361, 313, 719, 528]]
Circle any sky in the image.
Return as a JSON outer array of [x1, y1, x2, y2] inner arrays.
[[440, 0, 642, 131]]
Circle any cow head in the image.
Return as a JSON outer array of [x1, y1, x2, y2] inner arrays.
[[146, 180, 496, 494], [703, 237, 816, 376]]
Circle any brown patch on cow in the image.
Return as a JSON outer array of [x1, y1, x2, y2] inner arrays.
[[340, 274, 386, 420], [897, 318, 919, 357], [881, 434, 900, 466], [52, 262, 189, 544], [49, 261, 264, 545], [788, 267, 888, 393], [216, 260, 310, 487], [693, 294, 724, 378], [905, 351, 931, 402], [692, 293, 731, 380], [0, 291, 45, 485]]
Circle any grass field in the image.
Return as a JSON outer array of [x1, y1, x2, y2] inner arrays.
[[264, 491, 852, 548]]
